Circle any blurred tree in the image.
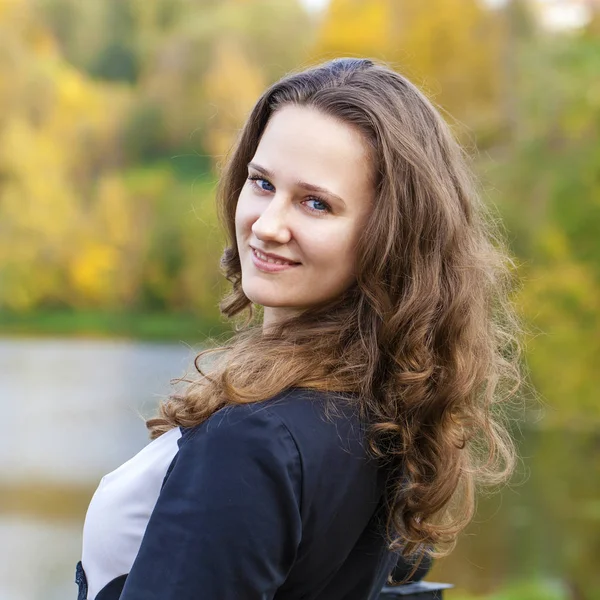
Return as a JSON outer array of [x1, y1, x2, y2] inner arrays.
[[128, 0, 311, 163], [0, 0, 132, 310], [312, 0, 392, 58], [34, 0, 310, 162], [121, 100, 169, 163], [313, 0, 507, 147], [518, 229, 600, 425], [488, 27, 600, 426], [312, 0, 507, 145], [1, 0, 277, 316], [201, 38, 265, 163], [88, 0, 139, 82], [134, 168, 223, 319]]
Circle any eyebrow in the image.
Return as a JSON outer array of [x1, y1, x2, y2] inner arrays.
[[247, 162, 346, 207]]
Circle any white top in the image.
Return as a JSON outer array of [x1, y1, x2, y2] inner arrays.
[[80, 427, 182, 600]]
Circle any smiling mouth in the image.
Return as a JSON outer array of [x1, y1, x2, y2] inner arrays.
[[250, 247, 300, 272], [251, 248, 299, 266]]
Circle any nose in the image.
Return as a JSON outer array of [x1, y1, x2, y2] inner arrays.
[[251, 194, 292, 245]]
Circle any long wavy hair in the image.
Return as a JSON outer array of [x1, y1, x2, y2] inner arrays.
[[147, 58, 522, 565]]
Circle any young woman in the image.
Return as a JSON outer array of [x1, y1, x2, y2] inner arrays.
[[76, 57, 521, 600]]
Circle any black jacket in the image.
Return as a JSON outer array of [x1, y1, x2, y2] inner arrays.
[[76, 387, 398, 599]]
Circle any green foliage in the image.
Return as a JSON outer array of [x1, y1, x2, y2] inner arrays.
[[450, 578, 571, 600], [485, 30, 600, 426], [121, 101, 169, 162], [89, 41, 139, 83], [0, 309, 229, 342]]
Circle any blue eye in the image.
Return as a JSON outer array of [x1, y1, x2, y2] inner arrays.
[[248, 176, 274, 192], [305, 198, 331, 213]]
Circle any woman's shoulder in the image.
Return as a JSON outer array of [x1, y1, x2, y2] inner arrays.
[[264, 388, 374, 470], [261, 387, 365, 447], [173, 388, 382, 526], [179, 387, 368, 465]]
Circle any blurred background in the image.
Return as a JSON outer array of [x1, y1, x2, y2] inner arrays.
[[0, 0, 599, 598]]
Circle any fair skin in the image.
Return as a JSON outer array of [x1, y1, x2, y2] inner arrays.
[[235, 104, 375, 330]]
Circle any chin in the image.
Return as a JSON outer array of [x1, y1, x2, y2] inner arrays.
[[246, 294, 296, 309], [241, 283, 288, 308]]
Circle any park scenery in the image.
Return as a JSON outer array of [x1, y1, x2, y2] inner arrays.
[[0, 1, 599, 599]]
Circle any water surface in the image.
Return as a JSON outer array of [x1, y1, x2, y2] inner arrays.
[[1, 337, 598, 599]]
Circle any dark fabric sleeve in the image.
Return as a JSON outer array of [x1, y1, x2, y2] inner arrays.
[[119, 406, 303, 600]]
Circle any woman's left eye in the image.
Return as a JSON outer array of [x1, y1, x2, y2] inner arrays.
[[304, 198, 331, 214]]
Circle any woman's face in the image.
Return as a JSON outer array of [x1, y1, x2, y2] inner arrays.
[[235, 104, 375, 327]]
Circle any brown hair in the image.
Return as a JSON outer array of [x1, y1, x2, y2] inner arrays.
[[148, 58, 522, 565]]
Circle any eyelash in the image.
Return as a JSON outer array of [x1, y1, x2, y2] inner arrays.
[[247, 175, 332, 215]]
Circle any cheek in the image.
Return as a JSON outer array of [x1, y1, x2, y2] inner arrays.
[[234, 190, 255, 241], [302, 224, 359, 274]]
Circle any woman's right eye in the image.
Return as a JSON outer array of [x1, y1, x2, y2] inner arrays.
[[247, 175, 274, 192]]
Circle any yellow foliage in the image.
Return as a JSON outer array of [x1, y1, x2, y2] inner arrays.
[[536, 226, 570, 262], [517, 229, 600, 425], [95, 175, 133, 249], [312, 0, 504, 130], [56, 67, 88, 110], [69, 243, 120, 306], [0, 0, 27, 26], [0, 2, 134, 311], [0, 0, 59, 62], [2, 280, 36, 312], [316, 0, 392, 58], [0, 117, 78, 246], [202, 38, 265, 163], [31, 23, 59, 58]]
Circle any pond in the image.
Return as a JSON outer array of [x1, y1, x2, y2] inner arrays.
[[1, 337, 598, 599]]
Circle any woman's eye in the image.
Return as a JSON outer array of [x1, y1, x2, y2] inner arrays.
[[305, 198, 331, 214], [248, 176, 274, 192]]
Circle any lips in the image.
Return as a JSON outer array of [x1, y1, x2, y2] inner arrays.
[[250, 247, 300, 273], [250, 246, 299, 265]]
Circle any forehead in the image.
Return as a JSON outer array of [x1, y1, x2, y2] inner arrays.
[[251, 105, 374, 208]]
